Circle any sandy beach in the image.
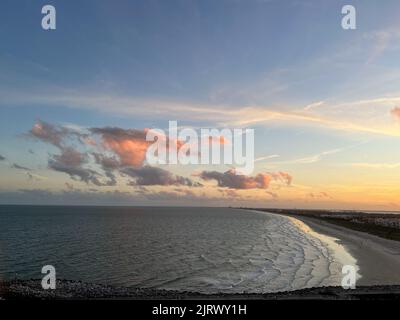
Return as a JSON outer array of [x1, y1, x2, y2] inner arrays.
[[291, 215, 400, 286]]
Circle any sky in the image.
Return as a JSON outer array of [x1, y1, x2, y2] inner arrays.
[[1, 0, 400, 210]]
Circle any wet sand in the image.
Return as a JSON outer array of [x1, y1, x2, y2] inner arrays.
[[291, 215, 400, 286]]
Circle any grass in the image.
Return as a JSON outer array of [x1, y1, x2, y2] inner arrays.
[[312, 217, 400, 242]]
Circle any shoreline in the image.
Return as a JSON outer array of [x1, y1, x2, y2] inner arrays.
[[248, 209, 362, 285], [279, 214, 400, 286]]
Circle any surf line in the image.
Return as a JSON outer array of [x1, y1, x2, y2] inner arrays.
[[287, 216, 360, 277], [248, 209, 361, 284]]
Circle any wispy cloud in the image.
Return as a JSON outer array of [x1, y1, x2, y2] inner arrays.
[[11, 163, 32, 171], [26, 172, 48, 181], [5, 91, 400, 137], [255, 154, 280, 162], [363, 29, 400, 64], [307, 191, 332, 199], [350, 162, 400, 169], [303, 101, 325, 111], [334, 96, 400, 109], [292, 148, 343, 164]]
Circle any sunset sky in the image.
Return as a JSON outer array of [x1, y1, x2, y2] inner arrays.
[[1, 0, 400, 210]]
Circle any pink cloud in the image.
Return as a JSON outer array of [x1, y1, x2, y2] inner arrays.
[[196, 169, 292, 189], [90, 127, 150, 167], [391, 107, 400, 120]]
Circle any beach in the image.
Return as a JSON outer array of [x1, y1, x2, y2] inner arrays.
[[290, 214, 400, 286]]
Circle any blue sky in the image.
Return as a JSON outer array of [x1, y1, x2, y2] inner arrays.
[[1, 0, 400, 209]]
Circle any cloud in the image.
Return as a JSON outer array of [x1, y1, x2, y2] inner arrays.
[[0, 154, 5, 161], [11, 163, 31, 171], [29, 120, 91, 149], [48, 158, 96, 183], [390, 107, 400, 120], [122, 165, 201, 187], [307, 192, 331, 199], [26, 121, 292, 194], [0, 189, 137, 206], [65, 182, 74, 190], [26, 172, 47, 181], [274, 171, 293, 185], [27, 122, 184, 188], [255, 154, 280, 162], [363, 29, 400, 64], [29, 121, 69, 148], [196, 169, 292, 189], [28, 121, 107, 184], [350, 162, 400, 169], [27, 122, 120, 186], [48, 147, 117, 186], [92, 152, 121, 170], [51, 147, 86, 167], [12, 92, 400, 137], [141, 189, 222, 202], [91, 153, 120, 186], [303, 101, 325, 111], [292, 148, 343, 164], [218, 188, 240, 198], [266, 191, 278, 199], [0, 187, 235, 206], [90, 127, 150, 167]]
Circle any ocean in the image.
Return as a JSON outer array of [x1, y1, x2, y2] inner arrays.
[[0, 206, 357, 293]]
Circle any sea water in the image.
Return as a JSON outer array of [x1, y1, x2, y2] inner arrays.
[[0, 206, 357, 293]]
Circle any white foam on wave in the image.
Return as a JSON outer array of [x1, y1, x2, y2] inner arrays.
[[287, 216, 361, 280], [251, 210, 361, 290], [157, 209, 361, 293]]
